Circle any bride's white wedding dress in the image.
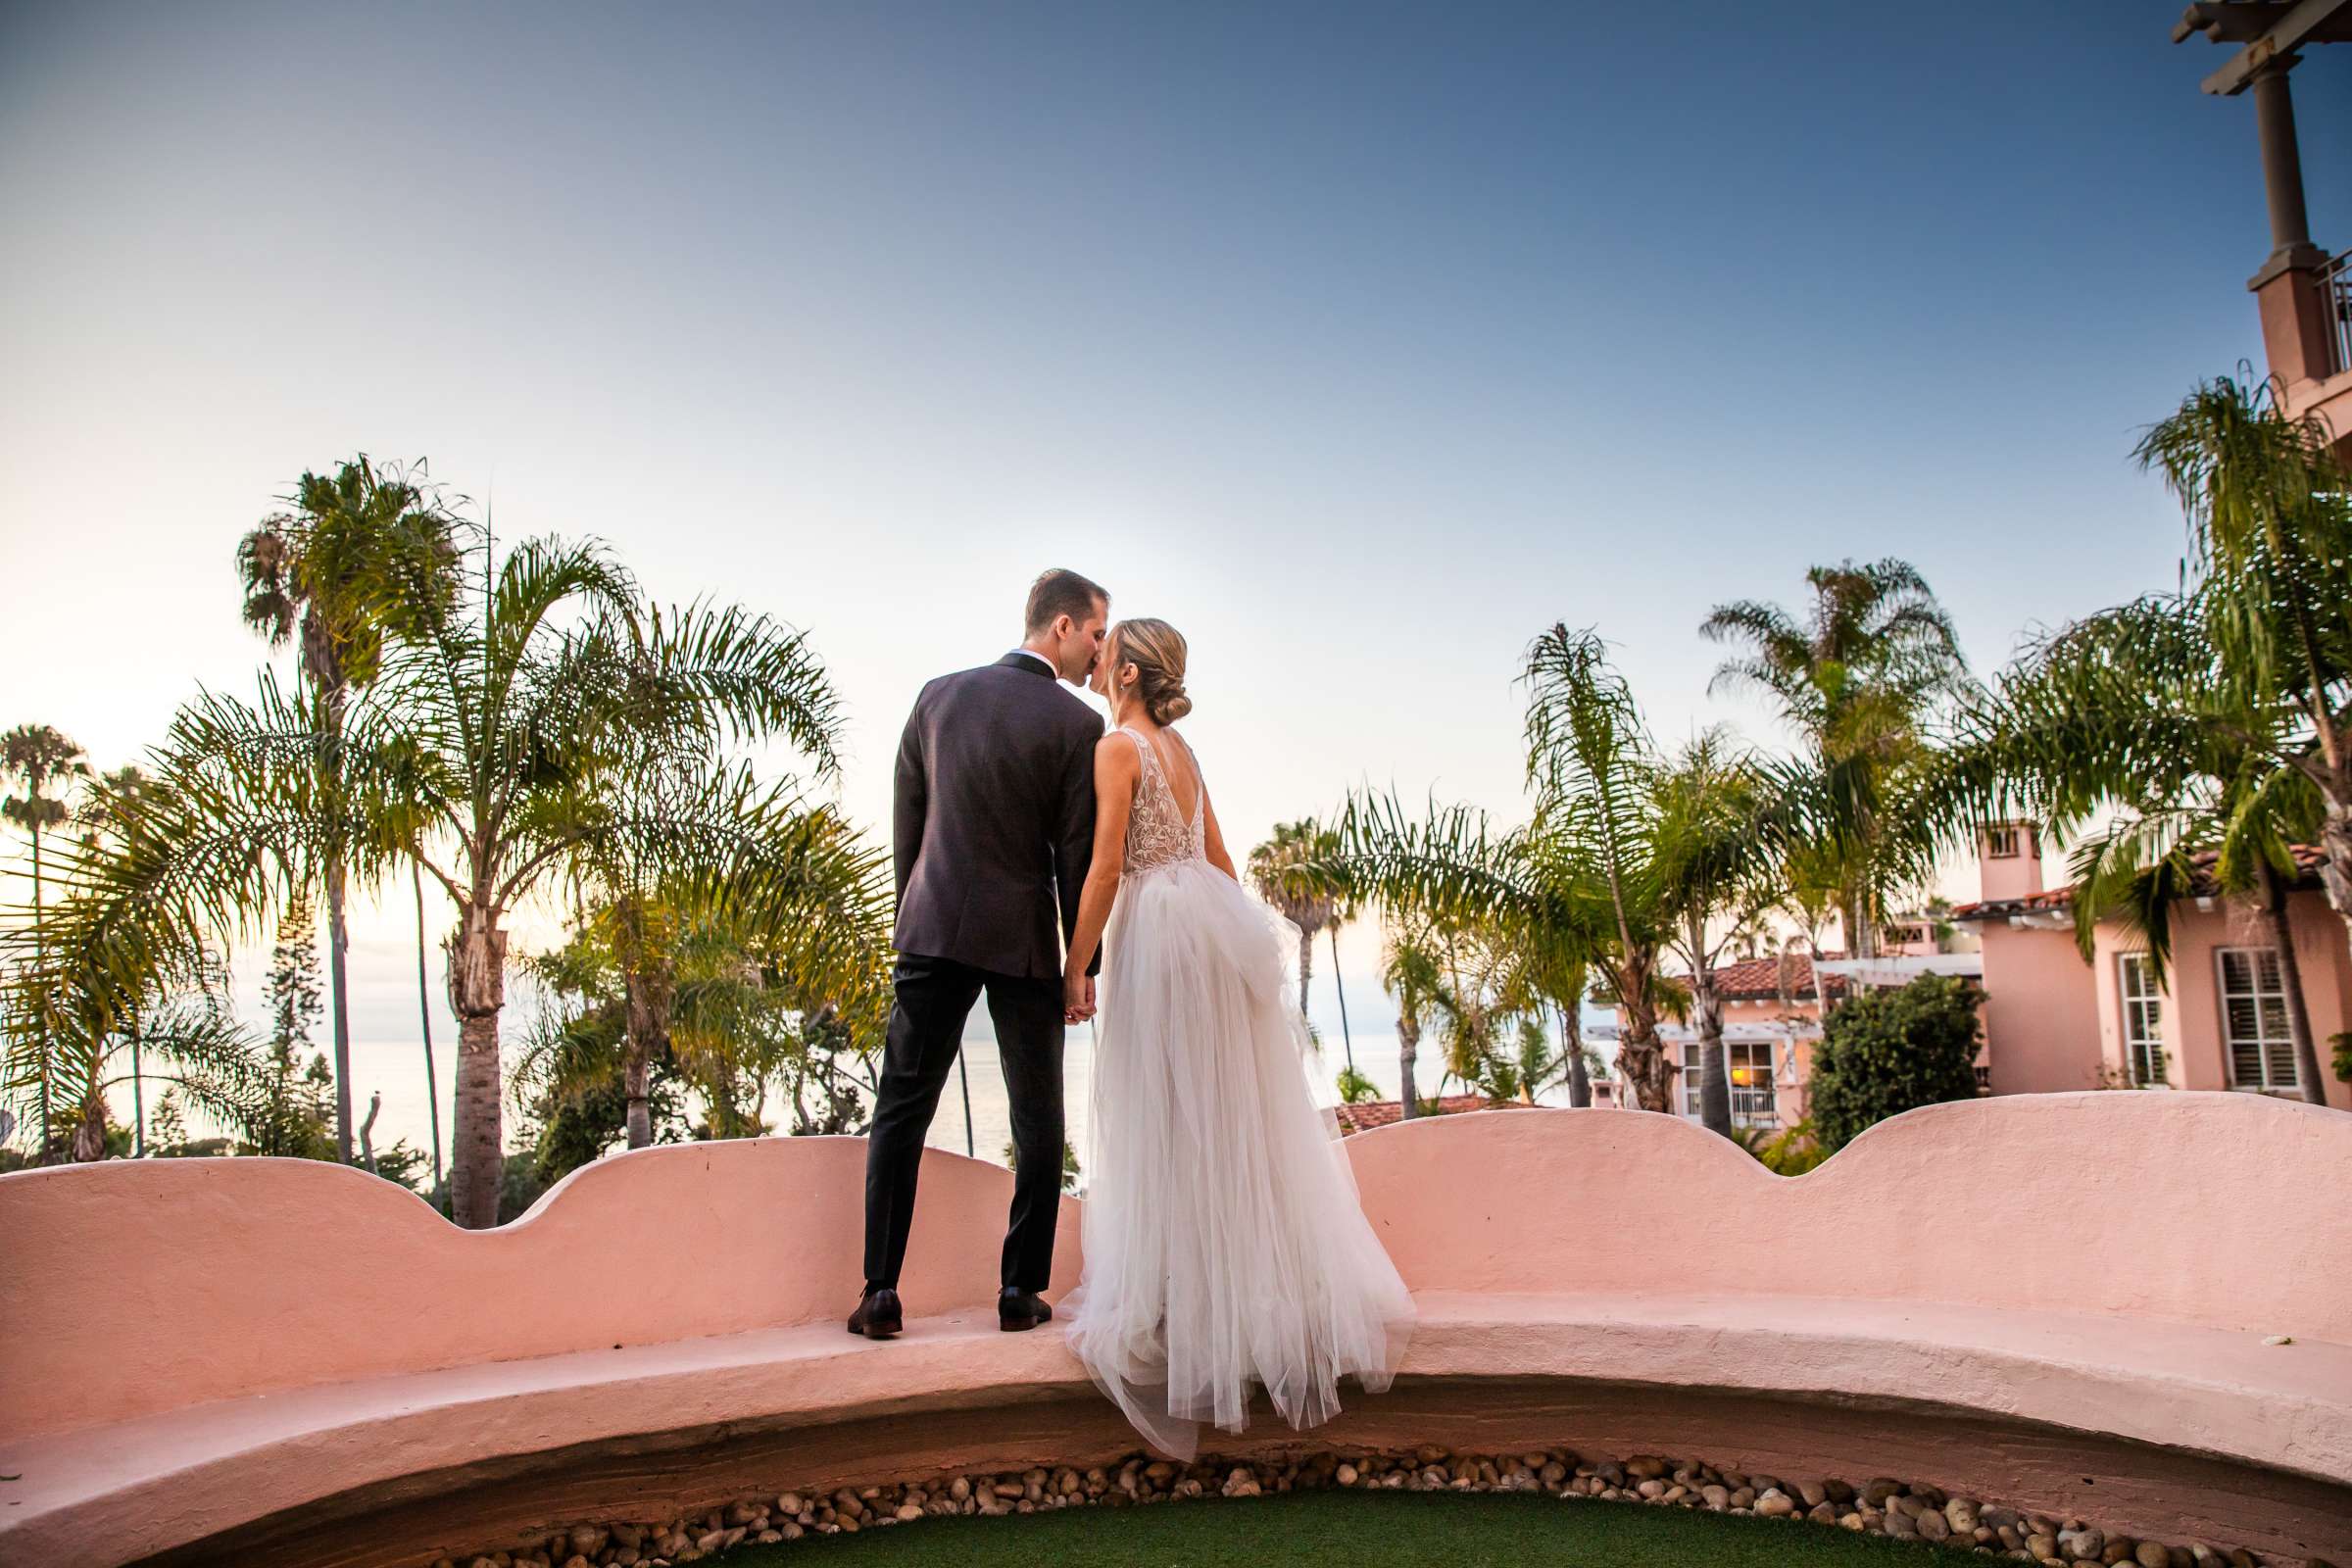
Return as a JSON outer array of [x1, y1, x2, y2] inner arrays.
[[1062, 724, 1416, 1460]]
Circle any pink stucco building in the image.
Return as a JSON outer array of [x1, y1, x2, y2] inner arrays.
[[1628, 820, 2351, 1125], [1950, 823, 2352, 1110], [1655, 954, 1838, 1130]]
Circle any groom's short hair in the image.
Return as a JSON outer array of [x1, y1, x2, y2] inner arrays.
[[1025, 567, 1109, 633]]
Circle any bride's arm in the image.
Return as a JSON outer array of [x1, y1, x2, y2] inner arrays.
[[1201, 792, 1239, 882], [1062, 736, 1139, 1016]]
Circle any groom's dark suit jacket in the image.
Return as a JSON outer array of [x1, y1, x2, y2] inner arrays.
[[892, 652, 1102, 980]]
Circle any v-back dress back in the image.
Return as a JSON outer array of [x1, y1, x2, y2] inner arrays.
[[1062, 724, 1416, 1460]]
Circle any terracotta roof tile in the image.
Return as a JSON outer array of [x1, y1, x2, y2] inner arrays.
[[1702, 952, 1845, 1002], [1331, 1095, 1538, 1137], [1950, 845, 2328, 922]]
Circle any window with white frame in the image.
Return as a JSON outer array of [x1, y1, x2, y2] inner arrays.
[[2117, 953, 2166, 1087], [1728, 1041, 1777, 1125], [1680, 1041, 1780, 1126], [1984, 825, 2019, 858], [2217, 948, 2296, 1092]]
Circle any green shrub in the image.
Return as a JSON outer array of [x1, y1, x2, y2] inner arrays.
[[1754, 1117, 1829, 1175], [1809, 974, 1984, 1152], [1335, 1065, 1380, 1104]]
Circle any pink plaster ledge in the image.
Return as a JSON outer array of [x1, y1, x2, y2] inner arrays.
[[2, 1292, 2346, 1568], [1, 1091, 2345, 1566]]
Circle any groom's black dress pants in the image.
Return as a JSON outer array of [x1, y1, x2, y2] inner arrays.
[[863, 954, 1066, 1295]]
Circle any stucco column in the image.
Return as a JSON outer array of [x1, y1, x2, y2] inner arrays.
[[2250, 58, 2320, 270], [2245, 58, 2336, 389]]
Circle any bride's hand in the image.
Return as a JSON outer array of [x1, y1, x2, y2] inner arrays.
[[1063, 970, 1095, 1024]]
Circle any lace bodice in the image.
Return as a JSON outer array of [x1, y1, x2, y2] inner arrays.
[[1120, 725, 1206, 874]]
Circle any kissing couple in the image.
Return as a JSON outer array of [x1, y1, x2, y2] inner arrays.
[[854, 567, 1415, 1460]]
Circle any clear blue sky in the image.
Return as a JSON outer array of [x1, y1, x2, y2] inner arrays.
[[2, 2, 2346, 1144]]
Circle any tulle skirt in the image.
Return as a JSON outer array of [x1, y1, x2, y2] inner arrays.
[[1061, 858, 1417, 1460]]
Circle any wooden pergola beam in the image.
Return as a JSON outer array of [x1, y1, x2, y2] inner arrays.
[[2173, 0, 2352, 94]]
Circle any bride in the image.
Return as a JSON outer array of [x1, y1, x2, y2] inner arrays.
[[1056, 616, 1416, 1460]]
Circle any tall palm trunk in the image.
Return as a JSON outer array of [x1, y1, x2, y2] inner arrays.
[[448, 899, 509, 1228], [30, 816, 48, 1164], [621, 966, 672, 1149], [1296, 925, 1314, 1023], [2253, 858, 2327, 1104], [1396, 1008, 1420, 1119], [414, 861, 443, 1197], [1558, 1003, 1590, 1108], [324, 854, 354, 1163], [1688, 915, 1732, 1136], [1611, 951, 1676, 1112], [2321, 797, 2352, 969], [1328, 926, 1353, 1069], [320, 681, 355, 1166], [1843, 886, 1878, 960], [73, 1066, 105, 1161], [130, 1022, 144, 1156]]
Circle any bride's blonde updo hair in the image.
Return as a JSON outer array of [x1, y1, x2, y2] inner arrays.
[[1112, 617, 1192, 724]]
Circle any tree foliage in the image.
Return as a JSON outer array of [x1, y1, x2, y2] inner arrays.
[[1808, 973, 1984, 1152]]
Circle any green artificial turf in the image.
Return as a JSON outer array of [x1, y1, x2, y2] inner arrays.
[[715, 1488, 1972, 1567]]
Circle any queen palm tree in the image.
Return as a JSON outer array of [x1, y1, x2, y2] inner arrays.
[[71, 765, 162, 1153], [2133, 374, 2352, 961], [362, 546, 847, 1225], [3, 760, 282, 1161], [1701, 560, 1967, 960], [3, 723, 88, 1161], [238, 456, 463, 1163], [1249, 820, 1339, 1043], [564, 760, 888, 1150], [22, 530, 848, 1226], [1336, 628, 1807, 1120], [1335, 628, 1676, 1108], [1947, 593, 2331, 1102], [1380, 919, 1446, 1119], [514, 857, 893, 1162], [1651, 731, 1784, 1137]]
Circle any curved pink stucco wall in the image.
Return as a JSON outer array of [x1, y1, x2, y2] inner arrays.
[[0, 1136, 1084, 1442], [1, 1092, 2347, 1567], [1346, 1090, 2352, 1343]]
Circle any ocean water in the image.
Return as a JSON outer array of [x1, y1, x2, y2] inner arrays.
[[77, 923, 1608, 1190]]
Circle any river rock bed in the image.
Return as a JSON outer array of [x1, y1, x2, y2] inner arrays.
[[423, 1446, 2328, 1568]]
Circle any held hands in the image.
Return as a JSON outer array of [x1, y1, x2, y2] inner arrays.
[[1063, 970, 1097, 1025]]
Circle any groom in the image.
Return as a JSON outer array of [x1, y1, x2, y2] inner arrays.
[[853, 567, 1110, 1340]]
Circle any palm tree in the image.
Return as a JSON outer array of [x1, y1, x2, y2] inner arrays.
[[2133, 374, 2352, 962], [1335, 628, 1677, 1109], [1947, 594, 2332, 1102], [1651, 731, 1784, 1137], [1249, 820, 1339, 1043], [351, 543, 849, 1225], [22, 529, 849, 1226], [1701, 560, 1967, 959], [1325, 897, 1358, 1070], [566, 762, 889, 1150], [238, 456, 463, 1163], [3, 723, 89, 1161], [3, 760, 284, 1161], [1380, 919, 1445, 1119], [70, 765, 162, 1154], [514, 861, 893, 1164]]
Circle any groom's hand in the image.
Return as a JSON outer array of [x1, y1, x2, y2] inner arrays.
[[1063, 971, 1096, 1024]]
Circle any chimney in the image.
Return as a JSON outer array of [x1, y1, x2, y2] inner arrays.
[[1978, 820, 2043, 904]]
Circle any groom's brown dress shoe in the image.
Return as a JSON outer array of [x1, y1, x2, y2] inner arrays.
[[848, 1286, 903, 1340], [999, 1287, 1054, 1332]]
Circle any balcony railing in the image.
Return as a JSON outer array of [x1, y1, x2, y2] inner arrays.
[[2324, 248, 2352, 381]]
